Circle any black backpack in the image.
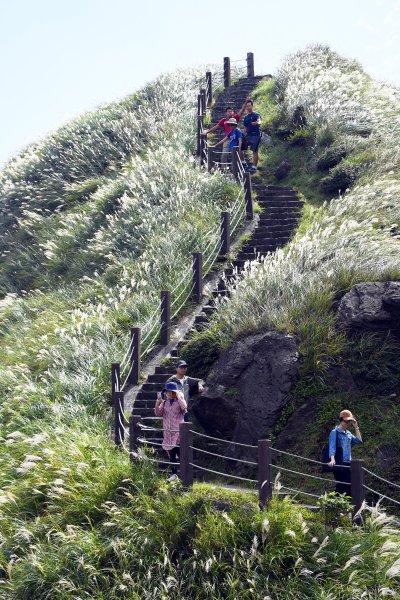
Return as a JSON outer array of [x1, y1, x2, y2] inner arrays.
[[321, 430, 343, 473]]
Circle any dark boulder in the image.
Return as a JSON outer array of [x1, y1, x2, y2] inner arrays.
[[193, 332, 299, 450], [337, 282, 400, 331], [275, 159, 292, 181]]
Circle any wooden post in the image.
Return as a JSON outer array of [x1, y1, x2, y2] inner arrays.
[[197, 93, 202, 116], [258, 439, 272, 508], [200, 133, 207, 166], [160, 290, 171, 345], [129, 327, 141, 385], [192, 252, 203, 303], [220, 211, 230, 256], [129, 415, 142, 459], [351, 459, 365, 517], [114, 391, 124, 446], [206, 71, 212, 106], [200, 88, 206, 115], [244, 172, 253, 219], [179, 422, 193, 487], [111, 362, 121, 401], [232, 146, 240, 180], [197, 115, 203, 156], [247, 52, 254, 78], [207, 146, 214, 172], [223, 57, 231, 89]]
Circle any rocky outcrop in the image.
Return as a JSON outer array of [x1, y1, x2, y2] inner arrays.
[[193, 332, 299, 449], [337, 282, 400, 331]]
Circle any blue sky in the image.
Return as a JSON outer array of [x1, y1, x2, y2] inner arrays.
[[0, 0, 399, 167]]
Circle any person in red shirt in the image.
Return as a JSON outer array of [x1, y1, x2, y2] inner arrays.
[[204, 96, 249, 168]]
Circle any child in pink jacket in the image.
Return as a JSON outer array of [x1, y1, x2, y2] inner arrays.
[[155, 381, 187, 477]]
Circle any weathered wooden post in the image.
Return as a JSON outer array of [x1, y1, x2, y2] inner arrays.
[[220, 211, 230, 256], [351, 459, 365, 517], [244, 172, 253, 219], [114, 391, 124, 446], [160, 290, 171, 345], [247, 52, 254, 78], [232, 146, 240, 180], [197, 93, 203, 116], [129, 415, 142, 459], [206, 71, 212, 106], [179, 422, 193, 487], [258, 439, 272, 508], [192, 252, 203, 303], [200, 133, 207, 166], [129, 327, 141, 385], [197, 115, 203, 156], [223, 56, 231, 89], [200, 88, 206, 115], [207, 146, 214, 172], [111, 362, 121, 402]]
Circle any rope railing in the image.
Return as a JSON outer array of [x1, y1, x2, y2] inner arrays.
[[272, 446, 351, 468], [270, 464, 345, 486], [191, 429, 257, 449], [362, 467, 400, 490], [128, 420, 400, 513], [190, 445, 257, 466], [170, 282, 196, 321], [190, 462, 258, 483], [363, 485, 400, 507]]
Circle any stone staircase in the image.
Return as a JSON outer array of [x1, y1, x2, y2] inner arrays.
[[132, 183, 303, 446], [131, 76, 302, 449]]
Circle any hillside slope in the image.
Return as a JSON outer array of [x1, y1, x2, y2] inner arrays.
[[1, 48, 400, 598], [182, 45, 400, 486]]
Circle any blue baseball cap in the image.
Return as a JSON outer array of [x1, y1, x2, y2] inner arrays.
[[165, 382, 179, 392]]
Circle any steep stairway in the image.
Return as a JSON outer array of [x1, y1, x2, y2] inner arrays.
[[208, 75, 266, 144], [130, 75, 302, 450], [132, 183, 303, 447]]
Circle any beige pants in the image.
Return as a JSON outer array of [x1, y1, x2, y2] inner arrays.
[[221, 139, 230, 169]]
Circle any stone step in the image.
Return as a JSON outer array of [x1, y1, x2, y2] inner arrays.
[[253, 223, 297, 233], [155, 365, 176, 374], [257, 198, 302, 207], [242, 241, 283, 254], [195, 314, 209, 324], [147, 373, 171, 384], [142, 384, 164, 392], [257, 217, 299, 226], [135, 392, 158, 402], [259, 207, 302, 215]]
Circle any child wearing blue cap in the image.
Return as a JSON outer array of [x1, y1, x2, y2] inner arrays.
[[155, 381, 187, 480]]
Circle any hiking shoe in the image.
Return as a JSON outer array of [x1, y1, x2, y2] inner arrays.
[[248, 166, 257, 173], [167, 474, 179, 482]]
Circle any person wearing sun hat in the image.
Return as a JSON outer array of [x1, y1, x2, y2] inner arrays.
[[328, 409, 363, 495], [155, 381, 187, 479], [212, 118, 245, 167]]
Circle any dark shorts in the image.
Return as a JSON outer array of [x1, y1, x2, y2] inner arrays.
[[244, 134, 261, 152]]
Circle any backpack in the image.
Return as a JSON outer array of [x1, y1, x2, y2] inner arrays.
[[321, 430, 343, 473]]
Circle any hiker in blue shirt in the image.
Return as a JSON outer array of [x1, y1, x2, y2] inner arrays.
[[328, 409, 363, 495], [212, 118, 245, 166], [243, 99, 261, 173]]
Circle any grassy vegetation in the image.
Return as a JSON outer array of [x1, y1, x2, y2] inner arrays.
[[2, 457, 400, 599], [1, 45, 400, 597]]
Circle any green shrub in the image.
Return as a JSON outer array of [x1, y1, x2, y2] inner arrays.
[[288, 127, 315, 147], [320, 161, 361, 194], [316, 145, 347, 170], [180, 326, 222, 379]]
